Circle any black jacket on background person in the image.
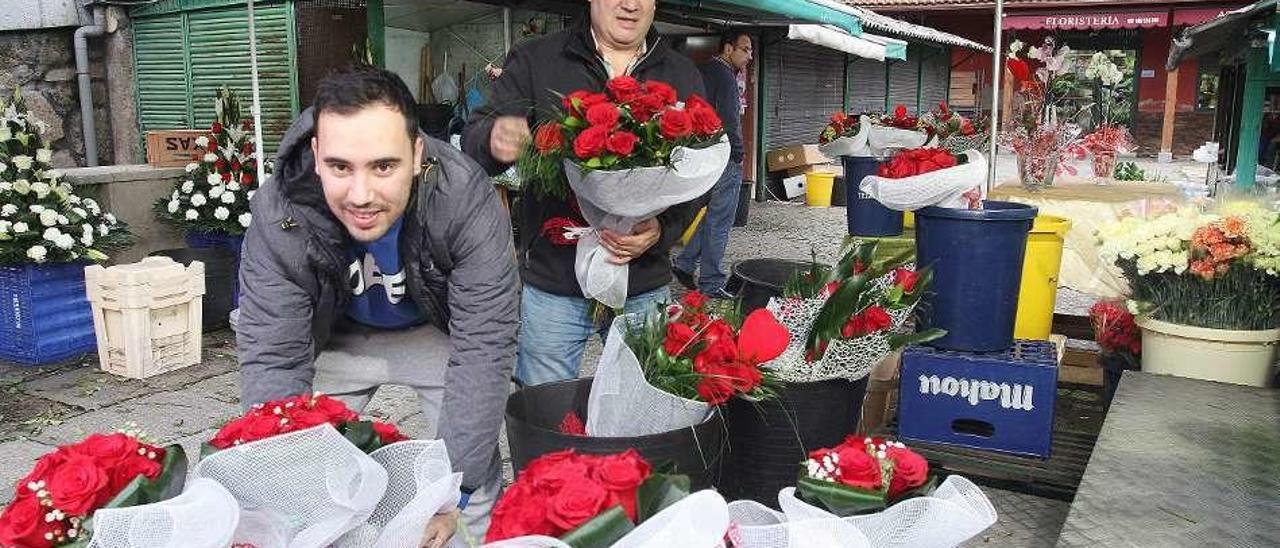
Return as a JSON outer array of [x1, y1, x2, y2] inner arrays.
[[463, 19, 708, 298], [700, 57, 744, 164]]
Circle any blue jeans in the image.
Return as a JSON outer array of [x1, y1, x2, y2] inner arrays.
[[676, 162, 743, 293], [515, 285, 671, 386]]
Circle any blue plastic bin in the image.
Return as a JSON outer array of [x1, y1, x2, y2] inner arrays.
[[842, 155, 903, 237], [186, 231, 244, 304], [0, 262, 97, 365], [914, 201, 1038, 352]]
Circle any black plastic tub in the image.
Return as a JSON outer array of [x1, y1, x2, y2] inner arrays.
[[505, 378, 726, 490], [150, 248, 236, 329], [727, 259, 809, 313], [719, 377, 870, 507]]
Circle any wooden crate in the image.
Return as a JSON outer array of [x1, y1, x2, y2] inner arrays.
[[145, 130, 209, 167], [85, 257, 205, 379]]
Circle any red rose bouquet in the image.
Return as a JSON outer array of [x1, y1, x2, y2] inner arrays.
[[1089, 300, 1141, 375], [866, 105, 930, 155], [795, 436, 935, 516], [875, 105, 921, 131], [921, 103, 989, 155], [817, 111, 871, 158], [0, 431, 185, 547], [818, 112, 861, 145], [485, 449, 690, 545], [876, 148, 962, 179], [860, 145, 988, 211], [205, 393, 407, 456], [521, 76, 731, 309]]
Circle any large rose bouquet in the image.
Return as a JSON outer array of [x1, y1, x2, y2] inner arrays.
[[0, 89, 131, 264], [796, 436, 934, 516], [921, 102, 988, 155], [860, 146, 987, 211], [876, 147, 961, 179], [867, 105, 930, 155], [485, 449, 690, 545], [0, 430, 185, 547], [154, 86, 266, 237], [205, 393, 407, 456], [521, 76, 730, 309], [817, 111, 871, 158]]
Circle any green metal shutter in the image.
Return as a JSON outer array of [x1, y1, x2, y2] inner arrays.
[[133, 13, 191, 133], [847, 57, 886, 114], [188, 3, 295, 152]]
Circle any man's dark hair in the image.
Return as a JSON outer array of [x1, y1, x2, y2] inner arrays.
[[720, 30, 751, 51], [312, 65, 418, 141]]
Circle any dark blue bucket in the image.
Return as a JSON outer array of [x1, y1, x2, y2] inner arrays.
[[842, 155, 903, 237], [915, 201, 1038, 352]]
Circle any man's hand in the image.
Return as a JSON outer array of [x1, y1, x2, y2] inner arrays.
[[419, 509, 460, 548], [601, 218, 661, 265], [490, 116, 530, 163]]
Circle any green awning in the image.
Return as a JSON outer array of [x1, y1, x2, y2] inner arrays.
[[665, 0, 862, 36]]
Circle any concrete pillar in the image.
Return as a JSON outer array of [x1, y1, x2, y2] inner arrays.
[[1158, 66, 1178, 163], [104, 6, 140, 165]]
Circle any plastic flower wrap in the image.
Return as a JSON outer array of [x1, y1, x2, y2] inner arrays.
[[817, 111, 870, 157], [1089, 299, 1141, 373], [867, 105, 930, 154], [859, 148, 987, 211], [921, 103, 989, 155]]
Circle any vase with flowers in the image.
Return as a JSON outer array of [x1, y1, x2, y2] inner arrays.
[[1080, 53, 1136, 183], [1001, 38, 1086, 190]]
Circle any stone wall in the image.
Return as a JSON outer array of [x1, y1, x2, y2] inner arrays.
[[0, 27, 114, 168], [64, 165, 186, 264]]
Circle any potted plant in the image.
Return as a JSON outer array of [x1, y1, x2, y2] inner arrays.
[[1001, 38, 1086, 190], [1097, 203, 1280, 386], [0, 88, 132, 365], [1080, 52, 1136, 182]]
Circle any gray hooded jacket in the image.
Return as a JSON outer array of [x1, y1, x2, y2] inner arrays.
[[235, 110, 519, 490]]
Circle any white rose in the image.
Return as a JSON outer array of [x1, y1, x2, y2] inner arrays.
[[185, 209, 198, 221], [67, 194, 80, 204], [11, 155, 32, 171], [104, 213, 116, 224], [0, 181, 9, 191], [0, 126, 10, 141], [39, 209, 58, 227], [190, 193, 207, 207], [83, 198, 99, 213], [56, 234, 73, 249], [181, 180, 194, 193], [82, 224, 93, 236], [0, 162, 7, 174], [0, 204, 15, 216], [221, 191, 235, 204], [97, 223, 108, 236], [209, 185, 224, 198], [13, 221, 28, 233], [71, 207, 87, 218], [185, 162, 199, 173], [226, 181, 241, 192], [195, 136, 210, 149], [57, 215, 68, 225], [238, 212, 252, 228], [42, 227, 61, 241], [81, 233, 93, 247], [171, 190, 180, 201], [30, 181, 49, 199], [167, 200, 179, 213], [28, 204, 43, 213], [0, 221, 9, 233], [26, 245, 47, 262], [35, 149, 52, 164], [203, 153, 218, 163], [214, 206, 230, 220], [12, 179, 30, 195], [206, 173, 221, 186]]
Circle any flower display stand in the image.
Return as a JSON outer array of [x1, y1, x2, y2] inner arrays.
[[0, 262, 97, 365]]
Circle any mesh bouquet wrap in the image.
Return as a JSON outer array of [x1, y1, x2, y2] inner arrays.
[[859, 150, 988, 211], [86, 478, 240, 548], [726, 476, 997, 548], [194, 424, 462, 548], [940, 134, 990, 156], [586, 314, 712, 437], [762, 268, 917, 383], [566, 137, 730, 309], [868, 117, 930, 156], [483, 490, 731, 548], [818, 120, 871, 158]]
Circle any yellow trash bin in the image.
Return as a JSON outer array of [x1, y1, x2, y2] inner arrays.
[[805, 172, 835, 207], [1014, 215, 1072, 340], [680, 206, 707, 246], [904, 211, 916, 229]]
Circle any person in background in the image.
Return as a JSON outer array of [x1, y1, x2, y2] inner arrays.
[[235, 66, 519, 545], [673, 30, 752, 297], [462, 0, 707, 386]]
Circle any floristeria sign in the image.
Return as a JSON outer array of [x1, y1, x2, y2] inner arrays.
[[1004, 11, 1169, 31]]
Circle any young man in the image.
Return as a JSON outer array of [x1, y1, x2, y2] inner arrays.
[[235, 66, 518, 545], [463, 0, 707, 386], [673, 31, 752, 297]]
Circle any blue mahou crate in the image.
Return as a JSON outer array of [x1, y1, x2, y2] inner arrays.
[[0, 262, 97, 365], [898, 340, 1058, 458]]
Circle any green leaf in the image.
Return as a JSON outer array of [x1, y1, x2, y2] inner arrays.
[[795, 475, 887, 517], [563, 116, 586, 130], [199, 441, 219, 461], [340, 421, 382, 453], [585, 157, 604, 169], [636, 473, 691, 522], [560, 506, 635, 548], [888, 328, 947, 350]]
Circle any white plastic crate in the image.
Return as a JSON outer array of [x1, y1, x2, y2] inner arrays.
[[85, 256, 205, 379]]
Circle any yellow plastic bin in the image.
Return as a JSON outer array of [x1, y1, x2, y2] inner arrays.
[[805, 172, 835, 207], [680, 207, 707, 246], [1013, 215, 1072, 340], [904, 211, 916, 229]]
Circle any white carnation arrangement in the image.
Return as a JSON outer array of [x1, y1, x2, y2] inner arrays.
[[0, 88, 131, 264]]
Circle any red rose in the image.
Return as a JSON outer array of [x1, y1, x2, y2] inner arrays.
[[642, 80, 678, 106], [833, 445, 882, 490], [47, 456, 111, 516], [960, 119, 976, 136], [736, 309, 789, 364], [242, 142, 254, 155], [19, 451, 67, 489], [725, 361, 764, 393], [221, 171, 232, 183], [894, 267, 920, 293], [593, 449, 650, 493], [109, 454, 163, 493], [540, 216, 584, 246], [372, 422, 409, 445], [658, 108, 693, 139], [1007, 59, 1032, 83], [606, 76, 643, 103], [864, 306, 893, 332], [563, 91, 609, 118], [215, 158, 228, 172], [606, 131, 639, 157], [689, 105, 722, 136], [694, 368, 736, 405], [547, 479, 610, 531], [831, 112, 848, 125], [664, 322, 698, 357], [231, 160, 242, 172], [241, 171, 254, 185], [558, 412, 587, 436], [242, 119, 254, 131], [700, 321, 737, 353], [894, 105, 908, 120], [522, 450, 581, 481], [210, 418, 245, 449], [686, 94, 712, 111], [586, 102, 621, 129], [312, 395, 359, 423], [239, 414, 285, 443], [486, 481, 555, 542], [534, 123, 565, 155], [0, 494, 57, 548], [531, 459, 591, 496], [821, 281, 841, 299], [573, 125, 610, 159], [886, 446, 929, 499], [682, 291, 709, 310], [628, 93, 667, 122], [211, 122, 223, 134], [282, 409, 331, 432]]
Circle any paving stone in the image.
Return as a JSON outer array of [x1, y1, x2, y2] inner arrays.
[[0, 438, 56, 499], [0, 393, 80, 443], [30, 390, 238, 447], [964, 487, 1070, 547], [184, 372, 241, 405]]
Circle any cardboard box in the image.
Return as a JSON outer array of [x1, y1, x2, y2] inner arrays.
[[767, 144, 829, 172], [786, 162, 843, 178], [145, 130, 209, 167]]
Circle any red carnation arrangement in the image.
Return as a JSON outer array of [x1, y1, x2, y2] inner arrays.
[[0, 431, 184, 547], [485, 450, 689, 544], [1089, 300, 1141, 358], [206, 394, 407, 455], [796, 436, 934, 516], [877, 147, 962, 179], [625, 292, 790, 405]]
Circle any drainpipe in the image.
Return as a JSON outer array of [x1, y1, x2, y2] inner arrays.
[[75, 5, 107, 167]]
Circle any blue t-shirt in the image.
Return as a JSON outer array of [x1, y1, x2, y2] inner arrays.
[[345, 218, 428, 329]]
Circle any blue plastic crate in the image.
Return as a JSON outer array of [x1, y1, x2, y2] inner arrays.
[[898, 340, 1058, 458], [186, 231, 243, 303], [0, 262, 97, 365]]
